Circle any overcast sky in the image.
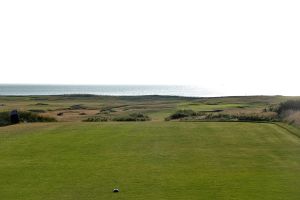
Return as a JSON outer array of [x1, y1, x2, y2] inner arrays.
[[0, 0, 299, 95]]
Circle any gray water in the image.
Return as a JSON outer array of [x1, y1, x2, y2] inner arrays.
[[0, 84, 216, 97]]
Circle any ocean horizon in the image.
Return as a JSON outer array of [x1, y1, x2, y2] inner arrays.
[[0, 84, 218, 97]]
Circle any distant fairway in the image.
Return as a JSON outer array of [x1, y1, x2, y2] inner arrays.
[[0, 122, 300, 200]]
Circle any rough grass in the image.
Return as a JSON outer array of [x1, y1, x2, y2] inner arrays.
[[0, 122, 300, 200], [0, 95, 297, 122]]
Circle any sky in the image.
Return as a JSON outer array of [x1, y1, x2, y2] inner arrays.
[[0, 0, 299, 96]]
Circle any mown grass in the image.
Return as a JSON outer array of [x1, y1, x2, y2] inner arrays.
[[0, 122, 300, 200]]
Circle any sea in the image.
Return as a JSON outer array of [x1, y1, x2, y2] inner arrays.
[[0, 84, 218, 97]]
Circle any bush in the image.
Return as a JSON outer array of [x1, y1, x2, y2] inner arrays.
[[19, 111, 57, 122], [233, 113, 277, 122], [166, 109, 278, 122], [277, 100, 300, 114], [265, 104, 279, 112], [83, 116, 109, 122], [165, 110, 197, 121], [204, 113, 235, 121], [201, 112, 278, 122], [0, 111, 56, 126], [113, 113, 150, 121], [0, 112, 10, 126]]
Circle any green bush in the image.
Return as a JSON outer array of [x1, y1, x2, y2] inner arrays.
[[165, 110, 197, 121], [19, 112, 57, 122], [201, 113, 277, 122], [83, 116, 109, 122], [0, 112, 10, 126], [203, 113, 235, 121], [0, 111, 56, 127], [113, 113, 150, 121], [166, 109, 277, 122], [233, 114, 277, 122], [84, 113, 151, 122]]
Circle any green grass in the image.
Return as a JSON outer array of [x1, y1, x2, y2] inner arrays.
[[1, 122, 300, 200]]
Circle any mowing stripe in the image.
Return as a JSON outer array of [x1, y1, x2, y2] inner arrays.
[[271, 122, 300, 139]]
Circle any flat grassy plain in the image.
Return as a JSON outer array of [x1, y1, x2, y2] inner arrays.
[[1, 122, 300, 200]]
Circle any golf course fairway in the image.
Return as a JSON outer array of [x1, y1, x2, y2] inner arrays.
[[0, 122, 299, 199]]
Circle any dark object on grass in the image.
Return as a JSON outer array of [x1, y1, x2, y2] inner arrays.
[[10, 110, 20, 124], [57, 112, 64, 116], [113, 188, 119, 193]]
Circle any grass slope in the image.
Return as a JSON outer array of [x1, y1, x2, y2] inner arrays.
[[0, 122, 300, 200]]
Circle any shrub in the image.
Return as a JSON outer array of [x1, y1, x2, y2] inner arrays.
[[266, 104, 279, 112], [0, 112, 10, 126], [202, 112, 278, 122], [0, 111, 56, 126], [83, 116, 109, 122], [19, 111, 56, 122], [113, 113, 150, 121], [166, 109, 278, 122], [204, 113, 235, 121], [233, 113, 277, 122], [165, 110, 197, 120], [277, 100, 300, 114]]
